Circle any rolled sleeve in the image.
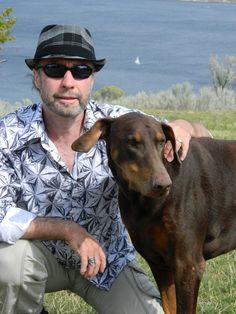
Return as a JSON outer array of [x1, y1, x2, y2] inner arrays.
[[0, 206, 36, 243], [0, 149, 36, 243]]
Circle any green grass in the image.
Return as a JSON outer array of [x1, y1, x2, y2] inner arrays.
[[43, 109, 236, 313], [144, 109, 236, 140], [44, 290, 96, 314], [198, 251, 236, 314]]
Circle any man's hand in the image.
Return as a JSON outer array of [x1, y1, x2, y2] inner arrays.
[[165, 119, 212, 162], [65, 222, 106, 279]]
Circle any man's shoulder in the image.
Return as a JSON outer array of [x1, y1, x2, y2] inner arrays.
[[88, 100, 135, 119], [0, 103, 42, 128], [0, 103, 43, 150]]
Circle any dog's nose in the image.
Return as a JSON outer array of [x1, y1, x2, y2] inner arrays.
[[152, 175, 172, 191]]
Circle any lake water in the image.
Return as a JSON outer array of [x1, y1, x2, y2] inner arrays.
[[0, 0, 236, 103]]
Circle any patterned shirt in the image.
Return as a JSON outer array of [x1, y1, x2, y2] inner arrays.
[[0, 100, 138, 290]]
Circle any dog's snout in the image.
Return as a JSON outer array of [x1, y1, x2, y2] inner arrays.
[[152, 175, 172, 191]]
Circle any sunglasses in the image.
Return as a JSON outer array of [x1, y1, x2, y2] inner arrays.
[[36, 64, 94, 79]]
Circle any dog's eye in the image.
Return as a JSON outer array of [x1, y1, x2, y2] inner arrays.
[[126, 133, 142, 147], [154, 132, 166, 148], [126, 138, 141, 146]]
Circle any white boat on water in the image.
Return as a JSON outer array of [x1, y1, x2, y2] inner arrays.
[[134, 56, 141, 65]]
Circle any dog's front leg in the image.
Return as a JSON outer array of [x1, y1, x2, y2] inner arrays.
[[174, 256, 206, 314], [149, 260, 176, 314]]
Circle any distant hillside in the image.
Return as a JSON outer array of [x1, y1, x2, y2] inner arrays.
[[180, 0, 236, 3]]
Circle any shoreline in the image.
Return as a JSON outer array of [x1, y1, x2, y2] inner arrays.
[[180, 0, 236, 3]]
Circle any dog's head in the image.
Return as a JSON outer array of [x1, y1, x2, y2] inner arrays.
[[72, 112, 181, 198]]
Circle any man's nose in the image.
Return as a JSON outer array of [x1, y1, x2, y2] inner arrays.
[[61, 70, 75, 88]]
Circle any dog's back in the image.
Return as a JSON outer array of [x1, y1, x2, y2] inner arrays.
[[170, 137, 236, 260]]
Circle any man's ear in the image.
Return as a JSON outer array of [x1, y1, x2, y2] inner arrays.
[[33, 69, 40, 91], [162, 123, 181, 165], [72, 117, 114, 153]]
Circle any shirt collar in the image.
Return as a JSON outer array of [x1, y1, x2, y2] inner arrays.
[[8, 100, 100, 152]]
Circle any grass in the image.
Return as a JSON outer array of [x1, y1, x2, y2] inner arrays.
[[197, 251, 236, 314], [43, 109, 236, 313], [144, 109, 236, 140], [44, 291, 96, 314]]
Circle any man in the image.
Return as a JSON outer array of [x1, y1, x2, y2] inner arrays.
[[0, 24, 211, 314]]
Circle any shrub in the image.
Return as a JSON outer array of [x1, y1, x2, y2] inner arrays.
[[110, 83, 236, 111], [209, 55, 236, 93], [93, 85, 124, 101]]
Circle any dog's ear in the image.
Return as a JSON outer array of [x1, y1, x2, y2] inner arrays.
[[72, 117, 115, 153], [161, 123, 182, 165]]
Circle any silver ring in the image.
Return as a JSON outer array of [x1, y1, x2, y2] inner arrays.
[[88, 257, 96, 266]]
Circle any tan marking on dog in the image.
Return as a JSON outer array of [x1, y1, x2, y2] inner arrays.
[[155, 131, 164, 142], [120, 161, 151, 194], [121, 162, 149, 179], [129, 163, 139, 173], [151, 224, 169, 253], [131, 132, 142, 142], [111, 148, 119, 161]]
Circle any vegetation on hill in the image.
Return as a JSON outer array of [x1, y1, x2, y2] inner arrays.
[[0, 7, 16, 63]]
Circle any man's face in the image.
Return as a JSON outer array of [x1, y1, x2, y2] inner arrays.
[[33, 58, 95, 118]]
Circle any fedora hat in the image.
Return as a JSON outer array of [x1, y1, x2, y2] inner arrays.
[[25, 24, 106, 72]]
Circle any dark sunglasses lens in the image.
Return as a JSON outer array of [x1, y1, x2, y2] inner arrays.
[[43, 64, 93, 79], [44, 64, 66, 78], [72, 65, 93, 79]]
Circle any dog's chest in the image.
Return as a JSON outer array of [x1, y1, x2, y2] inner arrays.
[[122, 205, 170, 258]]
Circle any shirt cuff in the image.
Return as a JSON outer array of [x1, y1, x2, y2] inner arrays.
[[0, 207, 36, 244]]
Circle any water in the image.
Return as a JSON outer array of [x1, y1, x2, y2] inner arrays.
[[0, 0, 236, 103]]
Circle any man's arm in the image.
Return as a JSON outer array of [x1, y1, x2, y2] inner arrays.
[[0, 149, 106, 279], [22, 217, 106, 278]]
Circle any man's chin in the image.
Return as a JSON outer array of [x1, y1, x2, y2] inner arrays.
[[46, 102, 84, 118], [55, 107, 84, 118]]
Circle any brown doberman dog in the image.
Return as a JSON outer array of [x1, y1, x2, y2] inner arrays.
[[72, 112, 236, 314]]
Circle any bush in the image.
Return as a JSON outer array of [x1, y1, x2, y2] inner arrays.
[[0, 7, 16, 63], [93, 85, 124, 101], [110, 82, 236, 111], [209, 55, 236, 93], [0, 99, 31, 117]]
